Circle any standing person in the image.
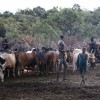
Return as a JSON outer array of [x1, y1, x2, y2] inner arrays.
[[89, 37, 96, 53], [57, 35, 68, 81], [76, 48, 88, 85], [1, 38, 9, 51]]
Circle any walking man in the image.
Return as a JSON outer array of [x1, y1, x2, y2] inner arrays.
[[76, 48, 88, 85], [57, 35, 68, 81]]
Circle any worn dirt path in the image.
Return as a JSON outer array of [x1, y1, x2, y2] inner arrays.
[[0, 64, 100, 100]]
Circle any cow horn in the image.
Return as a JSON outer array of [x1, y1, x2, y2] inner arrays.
[[91, 49, 93, 53]]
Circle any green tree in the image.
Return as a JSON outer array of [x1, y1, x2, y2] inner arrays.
[[0, 19, 6, 37]]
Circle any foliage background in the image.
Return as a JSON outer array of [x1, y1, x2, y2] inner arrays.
[[0, 4, 100, 49]]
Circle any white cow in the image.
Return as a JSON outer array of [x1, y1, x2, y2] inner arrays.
[[73, 48, 82, 55], [73, 53, 79, 71], [72, 48, 96, 72], [0, 52, 16, 82]]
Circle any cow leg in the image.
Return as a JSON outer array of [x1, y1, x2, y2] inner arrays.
[[51, 61, 56, 74], [52, 63, 56, 74], [1, 73, 4, 82], [43, 63, 46, 75], [45, 63, 48, 75], [55, 61, 58, 73], [0, 71, 4, 82], [7, 69, 10, 77], [46, 63, 50, 74], [17, 65, 23, 77], [15, 65, 20, 77], [40, 64, 45, 75], [73, 63, 77, 72], [17, 67, 21, 77], [13, 68, 15, 77], [91, 62, 96, 69], [35, 65, 39, 76], [56, 61, 59, 72], [35, 63, 40, 76], [49, 62, 53, 72], [0, 68, 4, 82]]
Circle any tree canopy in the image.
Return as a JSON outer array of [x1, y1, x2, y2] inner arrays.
[[0, 4, 100, 44]]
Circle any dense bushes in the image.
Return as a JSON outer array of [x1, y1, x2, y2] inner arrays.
[[0, 5, 100, 48]]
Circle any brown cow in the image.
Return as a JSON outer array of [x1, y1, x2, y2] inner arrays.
[[16, 50, 36, 76], [33, 49, 48, 75], [46, 50, 59, 73], [66, 50, 73, 64]]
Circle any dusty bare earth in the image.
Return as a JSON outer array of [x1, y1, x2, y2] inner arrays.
[[0, 64, 100, 100]]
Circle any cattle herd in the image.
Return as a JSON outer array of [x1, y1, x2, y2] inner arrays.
[[0, 47, 96, 82]]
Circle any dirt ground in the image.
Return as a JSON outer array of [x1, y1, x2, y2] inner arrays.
[[0, 64, 100, 100]]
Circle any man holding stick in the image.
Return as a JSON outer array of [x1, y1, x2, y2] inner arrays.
[[57, 35, 68, 81]]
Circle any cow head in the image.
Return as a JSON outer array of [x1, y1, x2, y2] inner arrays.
[[0, 56, 6, 82], [0, 56, 6, 71]]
